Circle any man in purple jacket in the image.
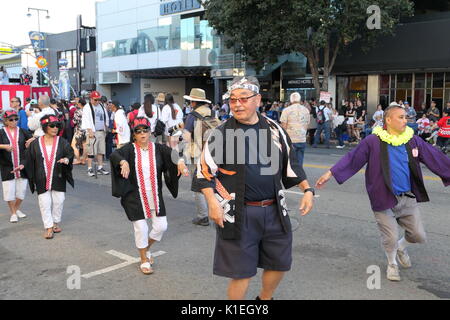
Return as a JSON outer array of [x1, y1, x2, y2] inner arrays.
[[316, 103, 450, 281]]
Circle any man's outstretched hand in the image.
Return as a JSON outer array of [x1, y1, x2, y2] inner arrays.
[[316, 170, 333, 190]]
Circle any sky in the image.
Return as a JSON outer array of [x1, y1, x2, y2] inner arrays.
[[1, 0, 107, 47]]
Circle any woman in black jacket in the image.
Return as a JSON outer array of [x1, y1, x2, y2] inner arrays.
[[0, 110, 32, 223], [26, 115, 74, 239]]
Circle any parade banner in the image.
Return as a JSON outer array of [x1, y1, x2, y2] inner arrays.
[[320, 91, 332, 103], [29, 31, 45, 54], [31, 86, 51, 101], [0, 85, 32, 111]]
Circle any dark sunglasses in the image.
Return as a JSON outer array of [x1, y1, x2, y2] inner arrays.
[[48, 123, 63, 129], [135, 128, 150, 134], [93, 99, 100, 102], [8, 118, 19, 122]]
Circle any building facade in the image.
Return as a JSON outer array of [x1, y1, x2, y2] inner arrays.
[[333, 9, 450, 117], [96, 0, 215, 107]]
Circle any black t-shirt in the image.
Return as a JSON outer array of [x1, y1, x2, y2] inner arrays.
[[237, 121, 277, 202], [356, 106, 366, 119]]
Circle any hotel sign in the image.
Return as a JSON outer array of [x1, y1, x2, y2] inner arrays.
[[160, 0, 202, 16]]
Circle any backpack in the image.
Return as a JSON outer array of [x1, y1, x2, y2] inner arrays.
[[189, 106, 221, 158], [316, 106, 325, 125]]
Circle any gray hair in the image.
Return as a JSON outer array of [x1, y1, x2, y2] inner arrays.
[[39, 95, 50, 106], [290, 92, 302, 104]]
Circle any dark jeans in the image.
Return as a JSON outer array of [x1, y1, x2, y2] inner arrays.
[[313, 122, 331, 147], [308, 129, 316, 145], [292, 143, 306, 168], [334, 126, 345, 146], [105, 132, 114, 160], [437, 136, 449, 152]]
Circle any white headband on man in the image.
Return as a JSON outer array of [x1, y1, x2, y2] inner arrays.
[[223, 77, 260, 100]]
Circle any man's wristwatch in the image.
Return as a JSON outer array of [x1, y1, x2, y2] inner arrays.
[[304, 188, 315, 196]]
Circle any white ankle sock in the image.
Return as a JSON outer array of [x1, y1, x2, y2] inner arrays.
[[386, 251, 398, 265], [398, 237, 410, 252]]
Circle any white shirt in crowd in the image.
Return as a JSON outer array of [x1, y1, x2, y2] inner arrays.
[[315, 105, 333, 122], [0, 71, 9, 85], [160, 103, 183, 136], [81, 103, 110, 132], [373, 110, 384, 122], [138, 104, 159, 133], [113, 108, 130, 145], [28, 107, 58, 137]]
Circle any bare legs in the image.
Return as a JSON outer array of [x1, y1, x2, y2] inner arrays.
[[7, 199, 23, 216], [228, 271, 285, 300]]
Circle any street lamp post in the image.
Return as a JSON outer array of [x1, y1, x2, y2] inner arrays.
[[27, 8, 50, 34], [27, 8, 50, 88]]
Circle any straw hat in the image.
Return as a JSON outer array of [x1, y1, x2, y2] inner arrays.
[[183, 88, 211, 104], [389, 102, 401, 107], [156, 93, 166, 103]]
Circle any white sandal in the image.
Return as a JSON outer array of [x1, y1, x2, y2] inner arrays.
[[139, 261, 154, 275]]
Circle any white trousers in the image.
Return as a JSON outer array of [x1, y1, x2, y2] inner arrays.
[[2, 178, 28, 202], [38, 191, 65, 229], [133, 215, 168, 249]]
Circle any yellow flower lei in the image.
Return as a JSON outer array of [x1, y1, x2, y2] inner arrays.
[[372, 126, 414, 146]]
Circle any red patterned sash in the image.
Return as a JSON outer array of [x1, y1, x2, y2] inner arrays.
[[40, 136, 59, 191], [5, 128, 20, 179]]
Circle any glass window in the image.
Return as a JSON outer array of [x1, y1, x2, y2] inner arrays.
[[415, 73, 425, 88], [397, 73, 412, 89], [349, 76, 367, 91], [102, 41, 116, 57], [433, 72, 444, 88], [446, 73, 450, 88], [181, 17, 195, 50], [414, 89, 425, 109], [426, 73, 433, 88], [138, 17, 180, 53], [66, 50, 73, 69], [444, 89, 450, 105], [80, 52, 85, 69], [380, 75, 390, 89], [433, 88, 443, 98], [116, 39, 136, 56], [390, 74, 396, 89]]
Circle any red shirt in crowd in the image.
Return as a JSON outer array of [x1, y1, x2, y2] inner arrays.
[[437, 116, 450, 138]]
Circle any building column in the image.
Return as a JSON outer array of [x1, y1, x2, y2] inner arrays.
[[367, 75, 380, 119]]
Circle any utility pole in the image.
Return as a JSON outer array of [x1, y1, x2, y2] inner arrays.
[[77, 15, 82, 95]]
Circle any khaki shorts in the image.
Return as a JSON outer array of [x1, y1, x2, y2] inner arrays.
[[88, 131, 106, 156], [373, 195, 427, 253]]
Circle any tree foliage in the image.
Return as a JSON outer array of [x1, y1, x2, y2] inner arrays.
[[203, 0, 414, 95]]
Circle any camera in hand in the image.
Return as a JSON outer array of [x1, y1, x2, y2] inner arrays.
[[168, 123, 182, 136]]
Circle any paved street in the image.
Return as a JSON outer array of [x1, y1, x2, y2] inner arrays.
[[0, 146, 449, 300]]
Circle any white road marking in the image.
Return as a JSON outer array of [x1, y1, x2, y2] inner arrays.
[[284, 190, 321, 198], [81, 250, 167, 279]]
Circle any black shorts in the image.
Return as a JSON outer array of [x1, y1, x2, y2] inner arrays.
[[213, 205, 292, 279]]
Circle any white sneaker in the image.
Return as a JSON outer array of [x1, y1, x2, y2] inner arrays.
[[10, 214, 19, 223], [387, 264, 401, 281], [336, 145, 345, 149], [397, 249, 412, 268], [16, 210, 27, 219]]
